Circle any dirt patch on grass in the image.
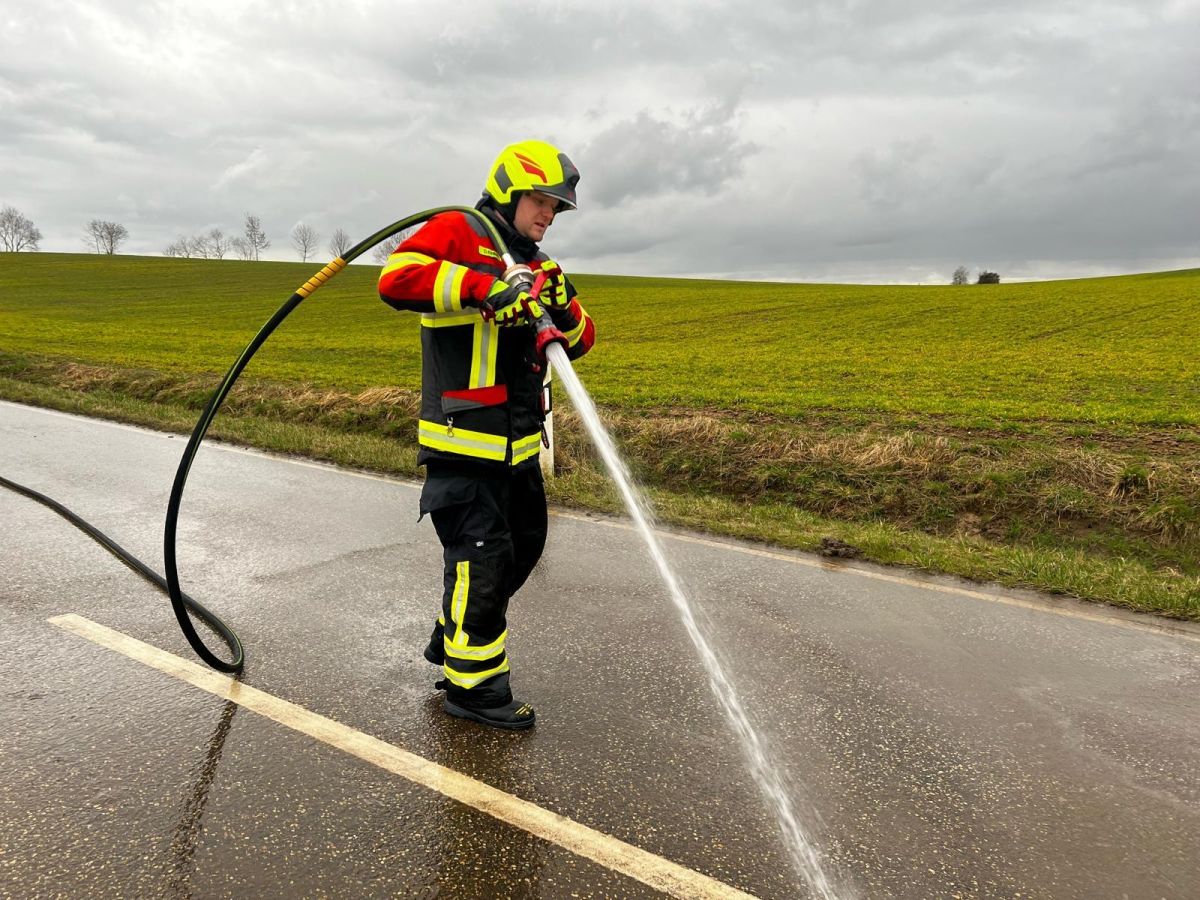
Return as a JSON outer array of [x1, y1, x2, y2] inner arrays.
[[6, 356, 422, 435], [552, 404, 1200, 572]]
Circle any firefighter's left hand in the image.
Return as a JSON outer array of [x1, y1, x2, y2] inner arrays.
[[535, 259, 569, 307], [481, 280, 544, 326]]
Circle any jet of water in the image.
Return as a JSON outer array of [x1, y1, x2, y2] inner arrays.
[[546, 344, 845, 900]]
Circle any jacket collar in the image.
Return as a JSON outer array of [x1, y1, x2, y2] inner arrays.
[[475, 198, 540, 262]]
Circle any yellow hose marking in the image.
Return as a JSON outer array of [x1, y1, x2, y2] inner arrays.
[[48, 614, 760, 900], [295, 257, 347, 299]]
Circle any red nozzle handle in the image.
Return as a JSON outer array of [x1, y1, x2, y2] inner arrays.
[[528, 270, 548, 301], [526, 270, 561, 342], [528, 267, 567, 361]]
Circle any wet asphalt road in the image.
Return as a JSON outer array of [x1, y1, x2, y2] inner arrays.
[[2, 400, 1198, 900]]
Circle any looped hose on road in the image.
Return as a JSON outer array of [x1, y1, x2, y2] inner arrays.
[[1, 207, 511, 673]]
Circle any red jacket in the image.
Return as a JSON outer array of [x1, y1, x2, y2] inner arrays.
[[378, 207, 594, 468]]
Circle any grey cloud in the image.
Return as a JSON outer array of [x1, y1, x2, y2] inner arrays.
[[852, 137, 936, 210], [211, 149, 270, 192], [1079, 95, 1200, 182], [581, 103, 757, 208]]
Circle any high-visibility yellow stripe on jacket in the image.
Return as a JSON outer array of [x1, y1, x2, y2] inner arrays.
[[417, 421, 543, 467], [418, 420, 507, 462], [419, 312, 500, 394], [469, 319, 498, 389], [511, 432, 542, 465]]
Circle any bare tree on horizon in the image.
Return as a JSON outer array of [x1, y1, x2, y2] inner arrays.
[[84, 219, 128, 254], [207, 228, 231, 259], [186, 235, 210, 258], [371, 240, 395, 265], [243, 214, 270, 261], [371, 226, 418, 265], [291, 222, 320, 262], [329, 227, 351, 258], [0, 206, 42, 251]]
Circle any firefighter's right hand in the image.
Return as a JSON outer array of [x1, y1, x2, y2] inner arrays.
[[479, 280, 544, 326]]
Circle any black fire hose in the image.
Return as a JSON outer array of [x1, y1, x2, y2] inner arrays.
[[3, 205, 516, 673]]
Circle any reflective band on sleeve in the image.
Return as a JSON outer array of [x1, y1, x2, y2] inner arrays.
[[562, 313, 587, 346], [433, 262, 467, 313], [380, 251, 435, 281], [511, 432, 542, 465], [469, 320, 498, 389], [418, 420, 507, 461], [443, 658, 511, 689], [421, 308, 478, 328]]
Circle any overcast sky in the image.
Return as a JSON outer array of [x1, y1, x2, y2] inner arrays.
[[3, 0, 1197, 283]]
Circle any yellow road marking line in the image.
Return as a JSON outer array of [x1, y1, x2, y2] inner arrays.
[[47, 613, 759, 900], [553, 512, 1200, 645]]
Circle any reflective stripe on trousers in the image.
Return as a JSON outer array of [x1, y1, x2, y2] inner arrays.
[[443, 559, 511, 689]]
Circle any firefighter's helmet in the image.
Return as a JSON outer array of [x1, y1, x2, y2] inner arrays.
[[484, 140, 579, 211]]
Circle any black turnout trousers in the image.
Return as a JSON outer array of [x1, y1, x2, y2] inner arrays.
[[420, 460, 548, 707]]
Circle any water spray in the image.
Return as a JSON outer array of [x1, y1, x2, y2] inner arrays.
[[538, 333, 843, 900]]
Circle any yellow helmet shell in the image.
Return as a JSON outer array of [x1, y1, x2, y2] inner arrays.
[[485, 140, 580, 211]]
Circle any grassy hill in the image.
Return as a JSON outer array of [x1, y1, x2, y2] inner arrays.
[[2, 254, 1196, 423], [1, 253, 1197, 618]]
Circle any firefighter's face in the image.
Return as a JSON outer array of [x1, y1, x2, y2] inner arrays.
[[513, 191, 559, 242]]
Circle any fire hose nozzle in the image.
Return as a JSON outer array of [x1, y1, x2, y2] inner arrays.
[[491, 266, 565, 363], [502, 262, 535, 290], [524, 269, 568, 363]]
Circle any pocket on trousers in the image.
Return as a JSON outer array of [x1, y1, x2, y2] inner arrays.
[[421, 476, 479, 547]]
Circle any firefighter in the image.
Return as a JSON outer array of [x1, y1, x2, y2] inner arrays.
[[378, 140, 595, 729]]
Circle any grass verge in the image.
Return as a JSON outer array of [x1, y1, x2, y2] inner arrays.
[[2, 353, 1196, 621]]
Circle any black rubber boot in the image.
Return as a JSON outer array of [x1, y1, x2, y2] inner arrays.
[[443, 696, 536, 730]]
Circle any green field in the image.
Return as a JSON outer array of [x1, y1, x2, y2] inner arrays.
[[2, 254, 1197, 423], [2, 253, 1197, 618]]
